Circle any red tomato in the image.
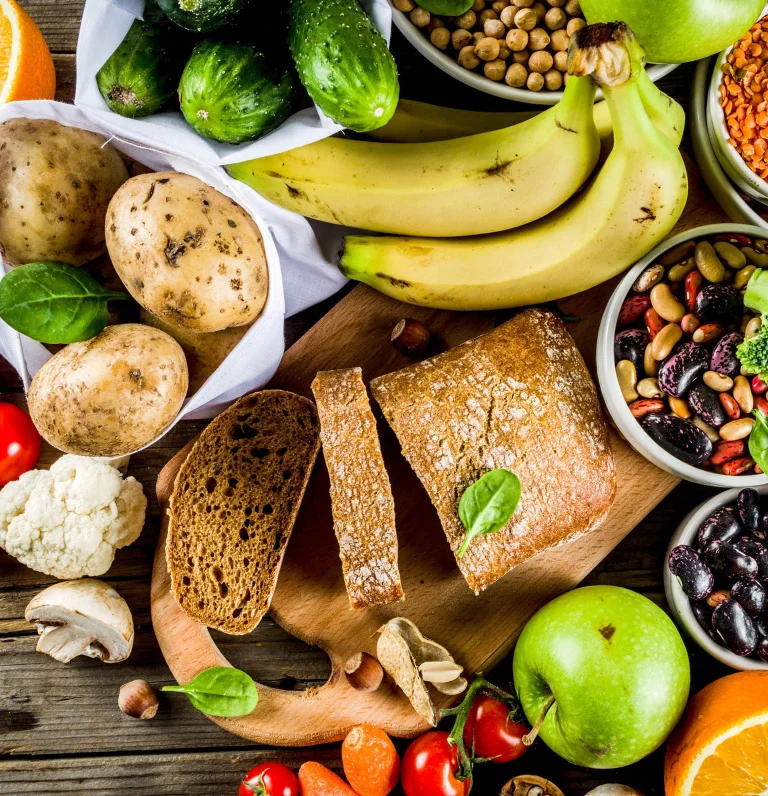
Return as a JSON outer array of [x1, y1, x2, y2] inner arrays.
[[462, 693, 528, 763], [0, 403, 40, 486], [239, 762, 298, 796], [401, 731, 470, 796]]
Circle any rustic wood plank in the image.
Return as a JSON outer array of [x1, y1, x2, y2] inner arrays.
[[19, 0, 84, 53]]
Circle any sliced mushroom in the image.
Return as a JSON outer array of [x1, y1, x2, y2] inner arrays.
[[25, 579, 134, 664], [500, 775, 564, 796]]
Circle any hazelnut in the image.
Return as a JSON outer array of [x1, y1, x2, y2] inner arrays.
[[506, 28, 529, 51], [391, 318, 431, 356], [119, 679, 159, 720], [514, 7, 537, 29], [527, 27, 550, 50], [344, 652, 384, 692], [529, 49, 554, 72], [527, 70, 545, 90], [505, 62, 528, 86], [484, 59, 507, 80]]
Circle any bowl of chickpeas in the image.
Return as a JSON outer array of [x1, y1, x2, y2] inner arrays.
[[391, 0, 678, 104]]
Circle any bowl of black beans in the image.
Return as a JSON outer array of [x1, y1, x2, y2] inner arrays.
[[665, 486, 768, 669]]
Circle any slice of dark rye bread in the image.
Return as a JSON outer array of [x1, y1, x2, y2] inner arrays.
[[311, 368, 403, 609], [166, 390, 321, 634]]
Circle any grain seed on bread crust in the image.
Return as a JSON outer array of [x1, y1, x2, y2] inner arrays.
[[312, 367, 403, 609], [370, 309, 616, 594], [166, 390, 320, 634]]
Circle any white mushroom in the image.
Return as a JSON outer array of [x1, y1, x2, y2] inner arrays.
[[585, 788, 644, 796], [25, 579, 134, 664]]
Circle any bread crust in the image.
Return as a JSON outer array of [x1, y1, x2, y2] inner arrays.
[[312, 368, 403, 609], [370, 309, 616, 594], [166, 390, 320, 634]]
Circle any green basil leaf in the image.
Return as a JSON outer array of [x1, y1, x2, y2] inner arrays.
[[0, 261, 130, 344], [162, 666, 258, 717], [457, 469, 521, 558], [413, 0, 474, 15], [749, 408, 768, 475]]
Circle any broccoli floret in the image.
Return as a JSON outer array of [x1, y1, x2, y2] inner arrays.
[[737, 320, 768, 380]]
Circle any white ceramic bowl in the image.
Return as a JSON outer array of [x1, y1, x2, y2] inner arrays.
[[391, 7, 678, 105], [665, 486, 768, 671], [596, 223, 768, 488], [692, 58, 768, 227]]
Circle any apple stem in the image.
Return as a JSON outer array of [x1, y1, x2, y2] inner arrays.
[[522, 695, 555, 747]]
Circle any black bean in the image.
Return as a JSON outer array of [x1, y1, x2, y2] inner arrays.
[[755, 616, 768, 638], [733, 537, 768, 582], [688, 383, 727, 428], [704, 540, 759, 580], [756, 637, 768, 662], [641, 413, 713, 466], [737, 488, 761, 534], [668, 545, 714, 600], [692, 600, 720, 642], [614, 329, 648, 372], [657, 341, 709, 398], [697, 506, 744, 548], [694, 284, 743, 325], [731, 578, 768, 616], [712, 599, 758, 656]]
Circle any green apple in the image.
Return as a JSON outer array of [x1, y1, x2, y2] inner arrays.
[[581, 0, 765, 64], [512, 585, 690, 769]]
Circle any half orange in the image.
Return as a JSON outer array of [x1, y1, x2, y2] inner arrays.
[[0, 0, 55, 105], [665, 671, 768, 796]]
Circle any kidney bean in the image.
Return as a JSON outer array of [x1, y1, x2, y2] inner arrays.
[[704, 540, 759, 579], [706, 589, 731, 608], [752, 375, 768, 394], [731, 579, 768, 615], [614, 329, 648, 371], [642, 413, 713, 465], [709, 439, 747, 465], [659, 240, 695, 266], [692, 323, 724, 344], [650, 283, 685, 322], [733, 376, 754, 414], [643, 343, 658, 378], [757, 638, 768, 661], [637, 378, 663, 399], [719, 392, 741, 421], [650, 322, 682, 360], [695, 241, 727, 283], [617, 294, 652, 327], [710, 332, 743, 378], [714, 240, 748, 269], [669, 396, 691, 419], [689, 383, 727, 428], [712, 599, 758, 656], [694, 285, 742, 324], [756, 395, 768, 415], [736, 488, 761, 533], [742, 246, 768, 268], [657, 341, 709, 398], [745, 316, 762, 339], [633, 263, 665, 292], [723, 457, 756, 475], [668, 545, 714, 600], [733, 537, 768, 581], [714, 232, 753, 246], [759, 514, 768, 541], [616, 360, 639, 403], [685, 270, 703, 312], [698, 506, 744, 547], [644, 307, 666, 339], [628, 398, 666, 418], [669, 260, 696, 282], [692, 600, 721, 642], [704, 371, 734, 392], [735, 264, 757, 290], [720, 417, 756, 441], [681, 313, 700, 334], [693, 416, 720, 443]]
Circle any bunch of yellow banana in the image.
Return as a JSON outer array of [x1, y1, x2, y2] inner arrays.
[[228, 23, 688, 312]]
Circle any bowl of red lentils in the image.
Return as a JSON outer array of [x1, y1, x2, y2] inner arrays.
[[709, 9, 768, 203], [390, 0, 678, 104]]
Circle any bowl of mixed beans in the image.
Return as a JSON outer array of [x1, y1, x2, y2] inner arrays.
[[597, 224, 768, 487]]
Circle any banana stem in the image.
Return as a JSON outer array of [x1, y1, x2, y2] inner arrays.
[[554, 75, 597, 134], [602, 74, 658, 151]]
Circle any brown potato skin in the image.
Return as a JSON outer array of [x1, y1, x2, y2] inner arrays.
[[28, 324, 188, 457], [0, 119, 129, 266], [106, 172, 269, 333]]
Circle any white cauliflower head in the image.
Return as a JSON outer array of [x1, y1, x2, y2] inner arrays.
[[0, 455, 147, 579]]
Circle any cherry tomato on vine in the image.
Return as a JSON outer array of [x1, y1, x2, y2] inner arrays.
[[0, 403, 40, 487], [239, 762, 298, 796], [463, 693, 528, 763], [401, 731, 470, 796]]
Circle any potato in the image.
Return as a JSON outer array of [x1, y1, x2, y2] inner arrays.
[[0, 119, 129, 266], [139, 308, 250, 395], [106, 172, 269, 333], [28, 324, 188, 457]]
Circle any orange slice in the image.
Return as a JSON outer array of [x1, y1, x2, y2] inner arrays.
[[0, 0, 55, 105], [665, 671, 768, 796]]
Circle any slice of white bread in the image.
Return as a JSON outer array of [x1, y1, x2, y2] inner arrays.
[[312, 368, 403, 609], [166, 390, 320, 634]]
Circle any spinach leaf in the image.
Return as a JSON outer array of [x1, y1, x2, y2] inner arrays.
[[0, 261, 130, 344], [162, 666, 258, 718], [412, 0, 474, 16], [457, 469, 522, 558], [749, 408, 768, 476]]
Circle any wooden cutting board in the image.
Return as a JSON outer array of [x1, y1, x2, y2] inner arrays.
[[151, 166, 728, 747]]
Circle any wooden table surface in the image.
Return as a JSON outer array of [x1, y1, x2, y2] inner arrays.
[[0, 3, 739, 794]]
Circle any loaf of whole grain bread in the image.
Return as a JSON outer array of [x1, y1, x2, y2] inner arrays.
[[312, 368, 403, 609], [370, 309, 616, 594], [166, 390, 320, 634]]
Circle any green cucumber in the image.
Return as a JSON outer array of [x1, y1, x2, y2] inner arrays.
[[179, 41, 297, 144], [156, 0, 246, 33], [289, 0, 399, 132], [96, 3, 183, 118]]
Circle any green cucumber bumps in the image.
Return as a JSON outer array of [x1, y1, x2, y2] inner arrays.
[[289, 0, 399, 132], [179, 41, 297, 144], [156, 0, 245, 33]]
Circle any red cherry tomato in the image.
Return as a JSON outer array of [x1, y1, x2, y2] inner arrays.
[[463, 693, 528, 763], [401, 731, 470, 796], [239, 762, 298, 796], [0, 403, 40, 486]]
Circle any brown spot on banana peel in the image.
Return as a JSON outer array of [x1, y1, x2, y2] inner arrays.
[[485, 160, 513, 177], [376, 273, 412, 289], [555, 120, 578, 133], [634, 206, 657, 223]]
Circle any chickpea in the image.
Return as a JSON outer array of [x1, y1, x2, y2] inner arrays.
[[472, 0, 486, 9], [484, 18, 506, 37], [393, 0, 415, 11], [454, 9, 477, 28], [512, 48, 531, 64], [479, 8, 499, 24], [452, 28, 473, 49], [492, 0, 510, 11], [430, 26, 451, 49], [543, 68, 563, 90], [532, 1, 547, 21], [473, 30, 486, 44], [554, 49, 569, 71], [544, 7, 566, 29], [506, 28, 529, 50], [527, 71, 545, 90], [550, 28, 570, 51], [528, 27, 550, 50], [547, 0, 566, 6], [428, 16, 445, 31], [410, 7, 431, 27], [497, 40, 511, 59], [505, 62, 528, 86], [514, 7, 537, 29], [566, 16, 586, 36], [513, 0, 534, 6], [475, 36, 501, 60], [564, 0, 580, 13], [529, 49, 554, 72], [458, 45, 481, 69], [500, 5, 517, 26], [484, 59, 507, 80]]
